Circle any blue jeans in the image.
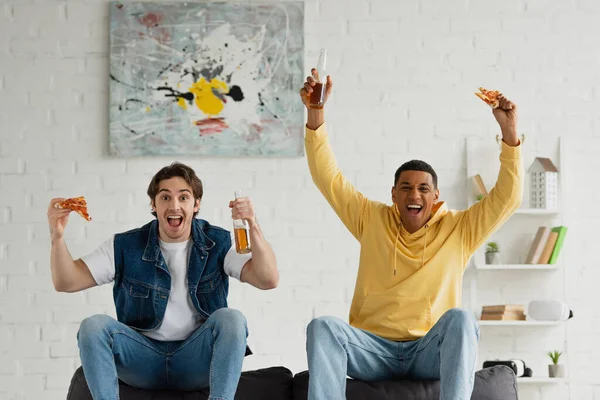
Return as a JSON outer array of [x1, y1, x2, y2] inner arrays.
[[77, 308, 248, 400], [306, 308, 480, 400]]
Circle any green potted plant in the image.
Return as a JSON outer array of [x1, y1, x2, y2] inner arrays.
[[547, 350, 564, 378], [485, 242, 500, 265]]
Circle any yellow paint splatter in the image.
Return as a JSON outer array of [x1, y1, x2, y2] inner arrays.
[[177, 97, 187, 110], [186, 77, 229, 116], [145, 106, 151, 112]]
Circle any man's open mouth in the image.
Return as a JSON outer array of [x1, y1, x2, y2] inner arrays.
[[167, 215, 183, 228], [406, 204, 423, 216]]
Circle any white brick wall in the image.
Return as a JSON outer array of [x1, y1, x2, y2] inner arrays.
[[0, 0, 599, 399]]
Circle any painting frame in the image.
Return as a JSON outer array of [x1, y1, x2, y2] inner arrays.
[[109, 1, 305, 157]]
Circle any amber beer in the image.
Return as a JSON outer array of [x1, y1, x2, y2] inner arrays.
[[234, 226, 251, 254], [308, 48, 327, 109], [233, 190, 251, 254], [308, 82, 326, 110]]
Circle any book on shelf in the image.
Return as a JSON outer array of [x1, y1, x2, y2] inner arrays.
[[481, 304, 526, 321], [480, 311, 526, 321], [525, 227, 551, 264], [472, 174, 488, 197], [482, 304, 524, 313], [523, 225, 568, 265], [548, 226, 568, 264], [537, 231, 559, 264]]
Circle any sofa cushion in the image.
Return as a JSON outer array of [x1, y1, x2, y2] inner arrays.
[[67, 366, 294, 400], [292, 365, 518, 400], [471, 366, 518, 400]]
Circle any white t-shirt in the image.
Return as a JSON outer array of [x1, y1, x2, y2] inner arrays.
[[82, 232, 251, 341]]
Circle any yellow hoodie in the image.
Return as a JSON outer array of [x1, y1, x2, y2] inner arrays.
[[306, 125, 523, 341]]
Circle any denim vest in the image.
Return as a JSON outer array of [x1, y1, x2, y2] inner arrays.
[[112, 218, 231, 332]]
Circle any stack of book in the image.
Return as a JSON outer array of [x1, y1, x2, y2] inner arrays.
[[481, 304, 526, 321], [524, 226, 568, 264], [472, 174, 488, 199]]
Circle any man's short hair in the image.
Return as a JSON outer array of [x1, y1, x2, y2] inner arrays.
[[147, 162, 203, 217], [394, 160, 438, 189]]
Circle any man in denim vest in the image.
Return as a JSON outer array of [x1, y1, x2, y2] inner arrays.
[[46, 162, 279, 400]]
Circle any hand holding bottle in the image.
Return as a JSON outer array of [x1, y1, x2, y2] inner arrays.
[[230, 194, 256, 227], [300, 69, 333, 110], [300, 48, 333, 111], [230, 191, 254, 254]]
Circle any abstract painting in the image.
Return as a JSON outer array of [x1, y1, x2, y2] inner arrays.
[[109, 2, 304, 157]]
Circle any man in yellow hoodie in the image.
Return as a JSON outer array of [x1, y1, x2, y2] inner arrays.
[[299, 71, 523, 400]]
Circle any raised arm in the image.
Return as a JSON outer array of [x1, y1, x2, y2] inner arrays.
[[462, 95, 524, 255], [47, 198, 97, 293], [230, 196, 278, 290], [300, 72, 370, 240]]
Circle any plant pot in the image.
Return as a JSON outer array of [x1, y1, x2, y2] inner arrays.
[[485, 252, 501, 265], [548, 364, 565, 378]]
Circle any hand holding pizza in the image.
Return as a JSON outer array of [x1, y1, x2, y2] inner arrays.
[[48, 198, 72, 242], [491, 94, 517, 135], [476, 87, 519, 146], [47, 196, 92, 241]]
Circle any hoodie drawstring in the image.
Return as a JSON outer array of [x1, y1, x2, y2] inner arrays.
[[393, 222, 401, 276], [394, 222, 429, 276], [421, 224, 429, 267]]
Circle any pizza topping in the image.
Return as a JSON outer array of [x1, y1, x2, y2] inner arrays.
[[475, 87, 501, 109], [55, 196, 92, 221]]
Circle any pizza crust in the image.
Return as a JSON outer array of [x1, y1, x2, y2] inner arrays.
[[475, 87, 500, 109]]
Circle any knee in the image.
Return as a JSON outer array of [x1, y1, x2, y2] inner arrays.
[[443, 308, 479, 339], [210, 308, 247, 338], [78, 314, 115, 343], [306, 316, 343, 343]]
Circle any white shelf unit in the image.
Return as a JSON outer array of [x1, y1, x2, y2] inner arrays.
[[475, 264, 562, 271], [465, 136, 570, 395], [518, 378, 568, 385], [514, 208, 560, 216], [479, 320, 566, 327]]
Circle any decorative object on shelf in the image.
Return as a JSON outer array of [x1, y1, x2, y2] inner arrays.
[[485, 242, 500, 264], [472, 174, 488, 201], [547, 350, 565, 378], [481, 304, 525, 321], [528, 300, 573, 321], [483, 359, 532, 377], [528, 157, 559, 210]]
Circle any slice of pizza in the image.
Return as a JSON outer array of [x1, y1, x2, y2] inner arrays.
[[475, 87, 501, 109], [55, 196, 92, 221]]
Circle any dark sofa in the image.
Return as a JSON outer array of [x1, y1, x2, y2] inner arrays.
[[67, 365, 518, 400]]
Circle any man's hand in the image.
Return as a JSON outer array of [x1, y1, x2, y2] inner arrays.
[[492, 94, 519, 146], [300, 69, 333, 130], [230, 196, 256, 227], [299, 68, 333, 109], [47, 198, 71, 242]]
